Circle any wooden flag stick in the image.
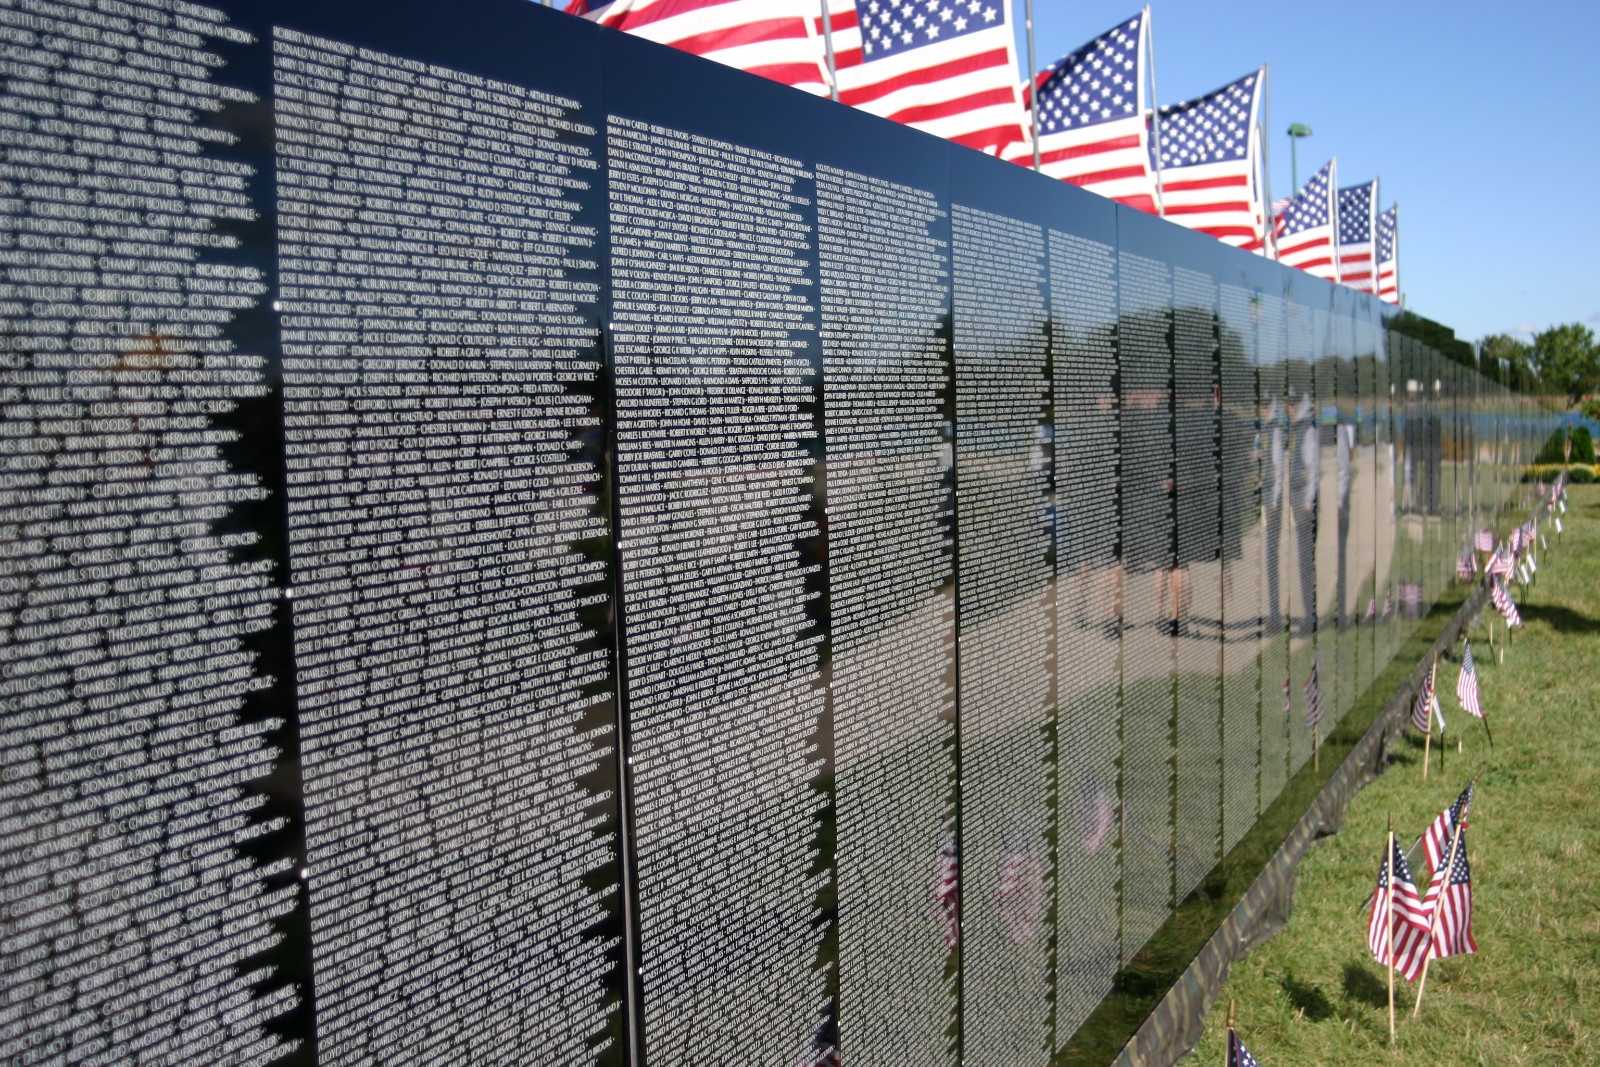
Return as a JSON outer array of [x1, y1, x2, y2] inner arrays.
[[1412, 813, 1468, 1018], [1224, 1000, 1235, 1067], [1422, 717, 1432, 781], [1386, 817, 1397, 1045], [1421, 659, 1436, 780]]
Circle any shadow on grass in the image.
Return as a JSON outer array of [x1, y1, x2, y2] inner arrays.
[[1341, 961, 1386, 1009], [1520, 603, 1600, 634], [1279, 971, 1335, 1021]]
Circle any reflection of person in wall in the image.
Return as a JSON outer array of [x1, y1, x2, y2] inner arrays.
[[1334, 419, 1356, 628], [1262, 394, 1288, 631], [1288, 388, 1318, 635]]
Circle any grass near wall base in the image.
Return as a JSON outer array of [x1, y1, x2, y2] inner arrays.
[[1187, 485, 1600, 1066]]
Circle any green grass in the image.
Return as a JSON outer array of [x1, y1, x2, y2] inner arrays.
[[1188, 485, 1600, 1066]]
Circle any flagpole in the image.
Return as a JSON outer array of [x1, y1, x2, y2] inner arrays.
[[1259, 64, 1273, 258], [1023, 0, 1040, 172], [819, 0, 839, 102], [1412, 812, 1468, 1018], [1225, 1000, 1236, 1067], [1143, 5, 1165, 216], [1386, 816, 1396, 1045]]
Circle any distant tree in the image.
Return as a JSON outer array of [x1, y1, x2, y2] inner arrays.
[[1478, 332, 1536, 381], [1582, 397, 1600, 423], [1533, 322, 1600, 407]]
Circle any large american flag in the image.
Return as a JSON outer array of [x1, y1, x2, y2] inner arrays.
[[570, 0, 831, 95], [1336, 178, 1379, 292], [1375, 205, 1400, 304], [1275, 159, 1339, 279], [1003, 12, 1160, 213], [1153, 68, 1268, 252], [1456, 641, 1483, 719], [1423, 830, 1477, 960], [824, 0, 1028, 155], [1367, 835, 1432, 981]]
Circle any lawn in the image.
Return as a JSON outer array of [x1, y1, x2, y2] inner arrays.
[[1187, 485, 1600, 1065]]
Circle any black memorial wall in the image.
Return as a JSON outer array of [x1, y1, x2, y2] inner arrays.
[[0, 1, 1558, 1064]]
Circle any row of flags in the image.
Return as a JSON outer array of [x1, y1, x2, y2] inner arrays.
[[564, 1, 1402, 301], [1232, 478, 1573, 1060], [1367, 782, 1478, 984]]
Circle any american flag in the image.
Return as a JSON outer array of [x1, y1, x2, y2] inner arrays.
[[1227, 1030, 1262, 1067], [1410, 667, 1436, 734], [1456, 546, 1477, 582], [1375, 205, 1400, 304], [1424, 781, 1474, 871], [1153, 68, 1268, 251], [1365, 597, 1376, 621], [1456, 641, 1483, 719], [824, 0, 1029, 155], [1304, 656, 1323, 730], [1474, 527, 1496, 553], [1003, 12, 1160, 212], [1275, 159, 1339, 279], [1336, 178, 1379, 292], [1367, 835, 1432, 981], [1282, 675, 1292, 719], [1491, 576, 1522, 627], [1423, 830, 1477, 960], [571, 0, 831, 94], [1487, 544, 1513, 580], [934, 836, 959, 948]]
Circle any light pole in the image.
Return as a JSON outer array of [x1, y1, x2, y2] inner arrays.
[[1287, 122, 1312, 191]]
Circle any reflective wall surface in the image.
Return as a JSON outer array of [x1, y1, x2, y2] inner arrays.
[[0, 2, 1560, 1063]]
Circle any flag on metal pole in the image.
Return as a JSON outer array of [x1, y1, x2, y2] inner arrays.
[[819, 0, 1029, 153], [1375, 204, 1400, 304], [1336, 178, 1380, 291], [1151, 68, 1270, 252], [1002, 11, 1162, 212], [1275, 159, 1340, 278], [573, 0, 833, 94]]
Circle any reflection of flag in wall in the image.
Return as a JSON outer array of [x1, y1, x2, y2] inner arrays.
[[997, 847, 1045, 944], [570, 0, 830, 94], [1003, 12, 1161, 213], [933, 836, 959, 948], [1336, 178, 1379, 292], [1152, 68, 1268, 252], [1275, 159, 1339, 279], [823, 0, 1028, 154], [1376, 205, 1400, 304], [1303, 656, 1323, 729], [1456, 546, 1477, 582], [1474, 527, 1495, 553], [1367, 835, 1432, 981]]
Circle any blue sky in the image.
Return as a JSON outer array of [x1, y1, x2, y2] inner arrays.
[[1015, 1, 1599, 344]]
